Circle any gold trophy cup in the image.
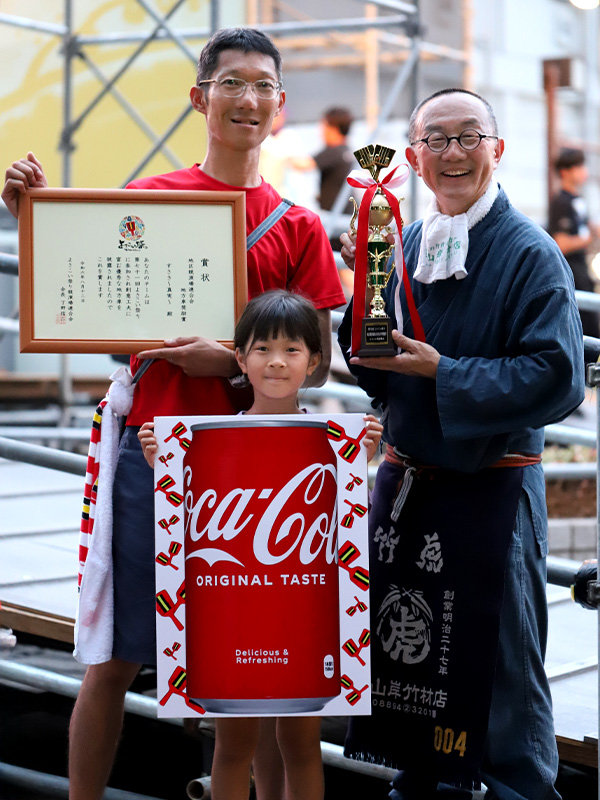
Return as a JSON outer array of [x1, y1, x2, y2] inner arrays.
[[351, 144, 400, 356]]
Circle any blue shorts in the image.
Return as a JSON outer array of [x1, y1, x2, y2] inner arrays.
[[112, 426, 157, 664]]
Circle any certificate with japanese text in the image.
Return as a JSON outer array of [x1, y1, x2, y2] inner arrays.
[[18, 188, 247, 353]]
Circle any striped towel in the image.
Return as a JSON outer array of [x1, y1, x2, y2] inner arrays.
[[73, 366, 135, 665], [78, 401, 106, 587]]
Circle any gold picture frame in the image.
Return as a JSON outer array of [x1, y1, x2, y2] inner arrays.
[[18, 188, 247, 353]]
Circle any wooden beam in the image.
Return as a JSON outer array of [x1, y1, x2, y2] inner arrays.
[[0, 374, 109, 403], [0, 601, 74, 644], [556, 734, 598, 770]]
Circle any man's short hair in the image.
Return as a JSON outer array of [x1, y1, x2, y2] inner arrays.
[[555, 147, 585, 173], [196, 27, 283, 84], [408, 88, 498, 143], [323, 107, 353, 137]]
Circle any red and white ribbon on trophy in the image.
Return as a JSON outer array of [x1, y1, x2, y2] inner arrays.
[[346, 164, 425, 356]]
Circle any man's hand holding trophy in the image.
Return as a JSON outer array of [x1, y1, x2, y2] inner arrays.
[[346, 144, 425, 357]]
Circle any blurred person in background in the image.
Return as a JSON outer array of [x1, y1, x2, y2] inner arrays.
[[548, 147, 600, 338], [314, 107, 355, 224]]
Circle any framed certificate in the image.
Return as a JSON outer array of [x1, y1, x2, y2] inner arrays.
[[18, 188, 247, 353]]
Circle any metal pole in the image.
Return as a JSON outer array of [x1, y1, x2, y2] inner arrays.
[[210, 0, 220, 32], [584, 10, 599, 208], [65, 0, 189, 144], [0, 762, 162, 800], [59, 0, 74, 424], [583, 356, 600, 795], [0, 435, 87, 476], [596, 377, 600, 797], [324, 8, 421, 240], [0, 659, 179, 724], [409, 0, 420, 222], [0, 14, 66, 35], [78, 51, 184, 170], [0, 252, 18, 275]]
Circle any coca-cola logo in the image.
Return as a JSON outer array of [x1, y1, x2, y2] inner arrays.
[[184, 462, 337, 567]]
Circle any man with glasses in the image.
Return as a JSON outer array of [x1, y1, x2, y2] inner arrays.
[[3, 27, 345, 800], [339, 88, 583, 799]]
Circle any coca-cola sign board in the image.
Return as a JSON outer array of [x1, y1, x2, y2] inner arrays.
[[154, 413, 371, 718]]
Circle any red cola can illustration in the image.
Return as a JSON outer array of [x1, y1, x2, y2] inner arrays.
[[183, 419, 340, 713]]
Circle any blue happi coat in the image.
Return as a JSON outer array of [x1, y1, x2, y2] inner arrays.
[[339, 187, 585, 548], [341, 187, 584, 466]]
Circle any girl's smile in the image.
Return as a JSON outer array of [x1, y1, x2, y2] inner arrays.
[[236, 334, 321, 415]]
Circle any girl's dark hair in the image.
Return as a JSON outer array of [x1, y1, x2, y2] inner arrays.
[[234, 290, 322, 355]]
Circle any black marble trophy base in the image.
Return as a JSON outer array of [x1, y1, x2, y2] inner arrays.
[[356, 316, 397, 357]]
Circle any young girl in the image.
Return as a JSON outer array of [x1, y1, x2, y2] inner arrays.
[[139, 290, 382, 800]]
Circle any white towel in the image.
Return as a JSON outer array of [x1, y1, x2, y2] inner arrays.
[[414, 181, 499, 284], [73, 367, 135, 665]]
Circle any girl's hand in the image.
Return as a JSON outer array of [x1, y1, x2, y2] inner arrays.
[[362, 414, 383, 462], [138, 421, 157, 468]]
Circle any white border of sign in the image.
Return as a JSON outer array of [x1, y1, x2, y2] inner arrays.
[[154, 413, 371, 718]]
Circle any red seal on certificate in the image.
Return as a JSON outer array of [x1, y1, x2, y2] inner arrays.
[[118, 214, 145, 240]]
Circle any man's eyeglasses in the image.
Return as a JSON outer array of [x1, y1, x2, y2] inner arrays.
[[197, 77, 283, 100], [410, 128, 499, 153]]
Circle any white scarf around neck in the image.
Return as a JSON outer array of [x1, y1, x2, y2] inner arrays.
[[414, 180, 499, 284]]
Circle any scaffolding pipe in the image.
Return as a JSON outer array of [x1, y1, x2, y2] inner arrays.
[[0, 659, 180, 725], [577, 291, 600, 312], [210, 0, 220, 32], [324, 42, 421, 239], [544, 424, 596, 448], [0, 762, 163, 800], [77, 51, 184, 170], [58, 0, 74, 422], [65, 0, 189, 139], [135, 0, 202, 63], [76, 16, 413, 46], [0, 14, 66, 35], [546, 556, 582, 589], [0, 659, 394, 787], [0, 318, 19, 334], [0, 436, 86, 476], [0, 253, 18, 275], [366, 0, 417, 12], [0, 426, 91, 441], [122, 104, 195, 186]]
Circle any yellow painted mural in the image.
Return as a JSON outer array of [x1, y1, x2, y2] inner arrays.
[[0, 1, 245, 189]]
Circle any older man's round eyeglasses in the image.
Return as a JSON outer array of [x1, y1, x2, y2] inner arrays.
[[197, 77, 283, 100], [410, 128, 499, 153]]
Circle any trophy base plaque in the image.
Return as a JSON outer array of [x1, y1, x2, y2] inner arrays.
[[357, 317, 397, 357]]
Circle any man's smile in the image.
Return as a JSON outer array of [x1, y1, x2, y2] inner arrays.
[[231, 116, 260, 126], [441, 169, 470, 177]]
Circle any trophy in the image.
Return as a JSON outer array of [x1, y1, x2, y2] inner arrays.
[[350, 144, 400, 357]]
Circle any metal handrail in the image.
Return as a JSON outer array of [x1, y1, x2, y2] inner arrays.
[[1, 254, 600, 794], [0, 659, 395, 791], [0, 251, 17, 275], [0, 762, 162, 800], [0, 435, 86, 476]]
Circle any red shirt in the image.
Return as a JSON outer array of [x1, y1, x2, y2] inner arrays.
[[126, 166, 346, 424]]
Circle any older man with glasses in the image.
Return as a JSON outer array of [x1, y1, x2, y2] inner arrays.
[[339, 88, 583, 799], [3, 27, 345, 800]]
